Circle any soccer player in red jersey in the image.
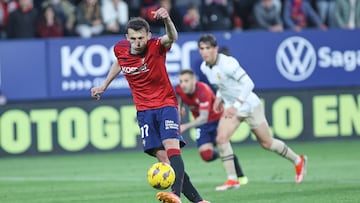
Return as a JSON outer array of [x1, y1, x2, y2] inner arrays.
[[176, 69, 248, 191], [91, 7, 209, 203]]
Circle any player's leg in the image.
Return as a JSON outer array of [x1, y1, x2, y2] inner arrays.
[[162, 138, 185, 197], [213, 142, 248, 185], [137, 109, 182, 203], [215, 115, 241, 191], [154, 149, 204, 203], [182, 172, 206, 203], [233, 153, 248, 185], [198, 143, 219, 162], [199, 121, 248, 185], [196, 122, 219, 162], [212, 120, 247, 183], [156, 171, 210, 203], [248, 104, 307, 183], [158, 138, 207, 202], [157, 106, 209, 202], [154, 149, 169, 162]]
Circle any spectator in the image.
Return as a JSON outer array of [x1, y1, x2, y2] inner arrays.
[[315, 0, 336, 27], [173, 0, 202, 10], [253, 0, 283, 32], [0, 0, 18, 38], [36, 4, 64, 38], [6, 0, 38, 39], [75, 0, 104, 38], [41, 0, 76, 36], [125, 0, 141, 17], [273, 0, 282, 11], [159, 0, 183, 31], [182, 3, 203, 32], [233, 0, 256, 30], [283, 0, 327, 31], [140, 0, 162, 34], [333, 0, 360, 29], [69, 0, 81, 6], [101, 0, 129, 35], [201, 0, 234, 31], [172, 0, 201, 19]]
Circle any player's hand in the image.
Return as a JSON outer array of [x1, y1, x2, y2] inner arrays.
[[179, 107, 186, 118], [151, 7, 169, 20], [213, 97, 223, 113], [91, 86, 105, 101], [180, 124, 189, 134], [180, 124, 185, 134]]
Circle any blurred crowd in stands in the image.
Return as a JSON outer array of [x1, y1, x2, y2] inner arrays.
[[0, 0, 358, 105], [0, 0, 359, 39]]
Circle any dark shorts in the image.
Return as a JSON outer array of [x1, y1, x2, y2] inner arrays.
[[195, 120, 219, 147], [136, 106, 186, 156]]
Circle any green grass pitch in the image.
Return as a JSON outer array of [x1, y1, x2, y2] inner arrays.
[[0, 140, 359, 203]]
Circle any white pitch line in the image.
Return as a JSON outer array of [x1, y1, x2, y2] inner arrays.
[[0, 176, 359, 184], [0, 176, 141, 182]]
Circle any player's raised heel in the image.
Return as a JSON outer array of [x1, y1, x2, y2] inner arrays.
[[156, 192, 182, 203], [295, 155, 307, 183], [215, 179, 240, 191]]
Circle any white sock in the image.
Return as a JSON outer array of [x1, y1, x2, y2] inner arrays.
[[217, 143, 237, 180], [270, 139, 299, 164]]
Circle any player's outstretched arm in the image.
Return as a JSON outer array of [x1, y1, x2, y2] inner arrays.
[[177, 96, 186, 117], [152, 7, 178, 48], [91, 61, 121, 100], [180, 109, 209, 133]]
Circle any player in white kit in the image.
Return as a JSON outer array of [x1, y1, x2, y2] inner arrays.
[[197, 34, 307, 189]]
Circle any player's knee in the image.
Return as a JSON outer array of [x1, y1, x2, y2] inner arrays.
[[155, 149, 170, 162], [216, 136, 228, 144], [259, 140, 272, 150], [200, 149, 218, 162]]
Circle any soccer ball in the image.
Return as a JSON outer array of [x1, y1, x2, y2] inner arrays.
[[147, 162, 175, 190]]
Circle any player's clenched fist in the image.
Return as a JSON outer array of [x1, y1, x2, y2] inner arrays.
[[91, 86, 105, 101], [151, 7, 169, 20]]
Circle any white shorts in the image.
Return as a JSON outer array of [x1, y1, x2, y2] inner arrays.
[[236, 103, 266, 129]]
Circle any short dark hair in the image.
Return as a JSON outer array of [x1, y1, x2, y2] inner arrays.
[[126, 17, 150, 33], [219, 46, 231, 56], [179, 69, 195, 76], [198, 34, 217, 47]]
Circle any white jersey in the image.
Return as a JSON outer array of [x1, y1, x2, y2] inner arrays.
[[200, 53, 261, 113]]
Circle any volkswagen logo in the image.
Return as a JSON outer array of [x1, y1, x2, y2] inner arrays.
[[276, 36, 316, 82]]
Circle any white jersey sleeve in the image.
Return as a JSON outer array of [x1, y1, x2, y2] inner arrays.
[[223, 56, 246, 81], [200, 54, 261, 113], [221, 55, 254, 102]]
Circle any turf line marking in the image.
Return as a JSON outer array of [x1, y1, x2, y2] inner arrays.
[[0, 176, 137, 182], [0, 176, 359, 184]]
